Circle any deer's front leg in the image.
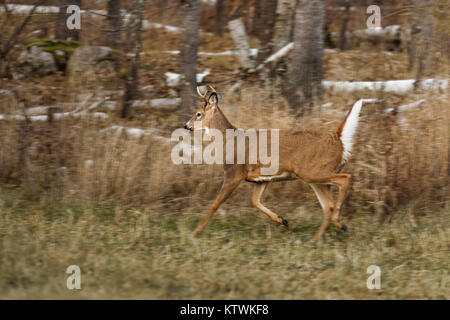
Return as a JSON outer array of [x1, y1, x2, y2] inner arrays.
[[192, 176, 242, 237], [251, 183, 288, 226]]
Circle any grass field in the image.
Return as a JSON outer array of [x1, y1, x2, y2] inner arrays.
[[0, 0, 448, 302], [0, 194, 448, 299]]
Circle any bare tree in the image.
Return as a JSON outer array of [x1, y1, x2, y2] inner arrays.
[[262, 0, 295, 84], [0, 0, 44, 74], [272, 0, 296, 53], [338, 0, 350, 50], [408, 0, 433, 80], [228, 17, 254, 71], [254, 0, 278, 65], [121, 0, 143, 119], [179, 0, 201, 115], [55, 0, 81, 40], [284, 0, 326, 114], [106, 0, 122, 50], [214, 0, 226, 37]]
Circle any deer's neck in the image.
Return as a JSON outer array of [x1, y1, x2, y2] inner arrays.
[[211, 107, 235, 133]]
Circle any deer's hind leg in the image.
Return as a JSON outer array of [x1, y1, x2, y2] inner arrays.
[[251, 183, 288, 227], [310, 184, 335, 240], [327, 173, 351, 231]]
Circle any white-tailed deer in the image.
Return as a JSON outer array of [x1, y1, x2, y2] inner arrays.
[[185, 85, 362, 239]]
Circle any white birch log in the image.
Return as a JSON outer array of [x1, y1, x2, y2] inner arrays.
[[165, 69, 210, 87], [322, 79, 448, 95], [0, 112, 108, 122], [256, 42, 294, 71]]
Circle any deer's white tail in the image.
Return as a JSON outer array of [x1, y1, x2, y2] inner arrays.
[[337, 99, 364, 164]]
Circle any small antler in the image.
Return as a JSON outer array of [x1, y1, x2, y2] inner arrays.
[[197, 86, 207, 99], [207, 85, 217, 93]]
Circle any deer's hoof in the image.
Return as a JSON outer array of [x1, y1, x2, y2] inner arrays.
[[341, 224, 348, 232], [279, 216, 289, 227]]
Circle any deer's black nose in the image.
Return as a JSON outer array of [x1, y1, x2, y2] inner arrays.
[[184, 124, 188, 130]]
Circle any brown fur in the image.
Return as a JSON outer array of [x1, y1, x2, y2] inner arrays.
[[185, 86, 353, 239]]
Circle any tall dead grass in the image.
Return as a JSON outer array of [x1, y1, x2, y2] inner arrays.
[[0, 86, 448, 219]]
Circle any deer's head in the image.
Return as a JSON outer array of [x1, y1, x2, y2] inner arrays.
[[184, 85, 219, 131]]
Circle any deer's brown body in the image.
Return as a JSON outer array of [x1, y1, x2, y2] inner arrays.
[[185, 86, 361, 239]]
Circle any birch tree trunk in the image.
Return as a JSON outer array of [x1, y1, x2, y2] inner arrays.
[[272, 0, 296, 52], [285, 0, 326, 113], [228, 17, 254, 71], [267, 0, 295, 85], [179, 0, 201, 115]]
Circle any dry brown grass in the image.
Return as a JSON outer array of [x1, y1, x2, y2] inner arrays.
[[0, 192, 448, 299], [1, 85, 448, 217]]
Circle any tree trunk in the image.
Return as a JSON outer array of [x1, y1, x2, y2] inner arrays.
[[214, 0, 226, 37], [412, 0, 433, 80], [121, 0, 143, 119], [338, 0, 350, 50], [55, 0, 81, 41], [284, 0, 326, 114], [272, 0, 296, 52], [106, 0, 122, 49], [254, 0, 278, 65], [267, 0, 295, 86], [228, 17, 254, 71], [179, 0, 201, 115], [407, 27, 418, 71]]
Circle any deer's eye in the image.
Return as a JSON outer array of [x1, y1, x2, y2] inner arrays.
[[196, 112, 202, 119]]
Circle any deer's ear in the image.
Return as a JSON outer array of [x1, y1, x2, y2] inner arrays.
[[208, 92, 218, 106]]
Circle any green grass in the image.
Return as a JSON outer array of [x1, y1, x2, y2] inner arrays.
[[0, 195, 448, 299]]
